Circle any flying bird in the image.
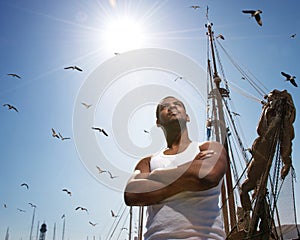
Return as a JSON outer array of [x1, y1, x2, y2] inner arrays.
[[216, 34, 225, 40], [4, 204, 7, 208], [114, 52, 121, 56], [174, 76, 183, 81], [61, 214, 65, 219], [190, 5, 200, 10], [51, 128, 60, 139], [17, 208, 26, 212], [75, 206, 88, 212], [281, 72, 297, 87], [242, 10, 263, 26], [81, 102, 92, 109], [64, 66, 83, 72], [58, 133, 71, 141], [91, 127, 108, 136], [290, 34, 296, 39], [111, 210, 119, 218], [232, 112, 240, 117], [62, 189, 72, 196], [89, 221, 98, 226], [3, 104, 18, 112], [96, 166, 107, 174], [7, 73, 21, 79], [21, 183, 29, 189], [107, 171, 118, 179], [28, 203, 37, 208], [144, 129, 150, 134]]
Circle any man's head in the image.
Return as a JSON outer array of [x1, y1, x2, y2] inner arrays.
[[156, 96, 190, 127]]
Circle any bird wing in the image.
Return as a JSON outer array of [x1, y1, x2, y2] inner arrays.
[[91, 127, 99, 131], [12, 106, 18, 112], [64, 66, 73, 70], [242, 10, 255, 14], [254, 14, 262, 26], [75, 207, 80, 210], [21, 183, 29, 189], [290, 79, 298, 87], [102, 129, 109, 136], [281, 72, 291, 79], [75, 66, 83, 71]]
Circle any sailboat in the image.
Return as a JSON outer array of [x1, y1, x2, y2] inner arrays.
[[204, 18, 299, 239], [107, 14, 300, 240]]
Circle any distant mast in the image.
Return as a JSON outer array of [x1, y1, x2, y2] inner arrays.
[[38, 223, 47, 240], [5, 227, 9, 240]]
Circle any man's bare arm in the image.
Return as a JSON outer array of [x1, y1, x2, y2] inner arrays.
[[124, 141, 227, 206]]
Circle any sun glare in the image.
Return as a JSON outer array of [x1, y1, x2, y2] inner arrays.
[[103, 16, 146, 53]]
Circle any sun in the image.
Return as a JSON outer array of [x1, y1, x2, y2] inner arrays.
[[102, 16, 146, 53]]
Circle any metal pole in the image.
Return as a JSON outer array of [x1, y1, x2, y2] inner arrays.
[[29, 207, 36, 240]]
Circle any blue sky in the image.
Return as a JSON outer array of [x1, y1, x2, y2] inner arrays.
[[1, 0, 300, 239]]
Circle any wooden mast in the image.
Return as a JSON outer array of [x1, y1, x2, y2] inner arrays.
[[205, 21, 237, 235]]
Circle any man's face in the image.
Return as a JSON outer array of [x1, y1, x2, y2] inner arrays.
[[156, 97, 190, 126]]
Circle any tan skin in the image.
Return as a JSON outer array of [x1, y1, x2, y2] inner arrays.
[[124, 97, 227, 206]]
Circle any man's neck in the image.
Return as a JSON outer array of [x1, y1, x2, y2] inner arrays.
[[164, 128, 191, 155]]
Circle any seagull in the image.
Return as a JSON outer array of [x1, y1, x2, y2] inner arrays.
[[96, 166, 107, 174], [91, 127, 108, 136], [81, 102, 92, 109], [216, 34, 225, 40], [51, 128, 60, 138], [232, 112, 240, 117], [107, 171, 118, 179], [28, 203, 37, 208], [290, 34, 296, 39], [242, 10, 263, 26], [21, 183, 29, 189], [7, 73, 21, 79], [3, 104, 18, 112], [75, 206, 88, 212], [111, 210, 119, 218], [89, 221, 98, 226], [17, 208, 26, 212], [58, 133, 71, 141], [281, 71, 297, 87], [190, 5, 200, 10], [174, 76, 183, 81], [62, 189, 72, 196], [64, 66, 83, 72]]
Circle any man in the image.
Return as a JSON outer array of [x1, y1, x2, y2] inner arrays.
[[124, 96, 227, 239]]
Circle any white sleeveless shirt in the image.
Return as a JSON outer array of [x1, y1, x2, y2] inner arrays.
[[144, 142, 225, 240]]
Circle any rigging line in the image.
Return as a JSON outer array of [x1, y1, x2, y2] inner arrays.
[[213, 37, 229, 92], [227, 82, 263, 103], [216, 39, 268, 94], [223, 98, 249, 165], [226, 130, 241, 190], [115, 211, 130, 240], [108, 205, 128, 240], [220, 158, 252, 210], [216, 40, 267, 97], [291, 165, 300, 238]]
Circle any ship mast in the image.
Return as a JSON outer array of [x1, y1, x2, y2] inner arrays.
[[205, 21, 237, 235]]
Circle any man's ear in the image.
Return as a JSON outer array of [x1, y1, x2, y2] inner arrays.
[[186, 114, 190, 122], [156, 119, 161, 127]]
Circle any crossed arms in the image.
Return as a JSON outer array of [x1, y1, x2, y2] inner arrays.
[[124, 141, 228, 206]]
